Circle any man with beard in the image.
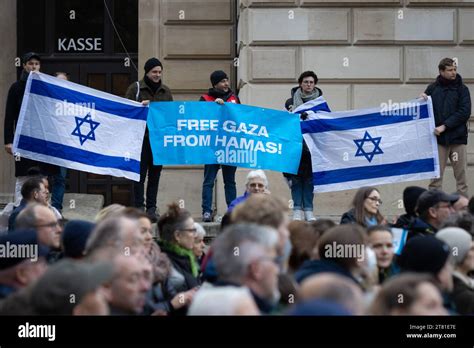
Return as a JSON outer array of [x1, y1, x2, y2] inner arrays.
[[200, 70, 239, 222], [125, 57, 173, 222], [420, 58, 471, 196]]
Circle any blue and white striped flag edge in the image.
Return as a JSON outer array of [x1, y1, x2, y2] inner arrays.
[[302, 97, 440, 193], [293, 96, 331, 115], [13, 72, 148, 181]]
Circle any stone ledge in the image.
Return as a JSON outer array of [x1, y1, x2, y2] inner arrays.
[[62, 193, 105, 222]]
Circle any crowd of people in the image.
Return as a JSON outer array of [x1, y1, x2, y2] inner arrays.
[[1, 51, 473, 315]]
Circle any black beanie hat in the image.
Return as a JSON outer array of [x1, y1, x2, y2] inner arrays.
[[399, 235, 450, 275], [210, 70, 228, 87], [403, 186, 427, 215], [62, 220, 95, 258], [144, 58, 163, 74], [22, 52, 41, 64]]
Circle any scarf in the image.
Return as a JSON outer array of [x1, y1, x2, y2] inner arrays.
[[160, 240, 199, 278], [438, 75, 458, 87], [293, 87, 321, 109], [144, 75, 162, 94], [207, 87, 232, 100]]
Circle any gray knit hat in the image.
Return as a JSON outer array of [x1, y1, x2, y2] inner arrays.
[[436, 227, 472, 265]]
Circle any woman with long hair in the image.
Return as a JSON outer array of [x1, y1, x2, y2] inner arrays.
[[340, 187, 385, 228]]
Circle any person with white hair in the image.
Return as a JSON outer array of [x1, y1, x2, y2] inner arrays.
[[188, 285, 260, 315], [212, 223, 280, 314], [436, 227, 474, 314], [227, 170, 269, 213]]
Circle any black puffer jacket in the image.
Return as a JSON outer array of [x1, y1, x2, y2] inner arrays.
[[425, 74, 471, 145]]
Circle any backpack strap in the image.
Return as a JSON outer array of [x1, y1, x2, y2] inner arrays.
[[135, 81, 140, 101]]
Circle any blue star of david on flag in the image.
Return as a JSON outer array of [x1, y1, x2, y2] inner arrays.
[[353, 131, 383, 163], [71, 113, 100, 145]]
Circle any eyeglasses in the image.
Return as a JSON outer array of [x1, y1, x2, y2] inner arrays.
[[35, 221, 60, 229], [436, 203, 452, 210], [249, 183, 265, 188], [367, 196, 383, 204]]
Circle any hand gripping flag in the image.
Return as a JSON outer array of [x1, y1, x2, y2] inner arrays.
[[301, 97, 440, 193], [13, 72, 148, 181]]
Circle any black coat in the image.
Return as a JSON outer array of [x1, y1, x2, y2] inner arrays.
[[295, 259, 360, 285], [284, 86, 324, 179], [4, 71, 58, 176], [451, 275, 474, 315], [340, 208, 357, 225], [393, 213, 416, 229], [406, 217, 436, 240], [199, 88, 240, 103], [162, 247, 201, 293], [425, 74, 471, 145]]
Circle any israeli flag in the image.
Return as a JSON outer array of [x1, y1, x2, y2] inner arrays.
[[302, 97, 440, 193], [391, 228, 408, 255], [13, 72, 148, 181], [293, 96, 331, 115]]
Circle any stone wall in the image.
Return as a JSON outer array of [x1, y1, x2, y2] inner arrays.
[[0, 0, 17, 205], [139, 0, 239, 218]]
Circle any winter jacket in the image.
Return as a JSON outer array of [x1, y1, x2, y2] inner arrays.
[[406, 217, 436, 240], [227, 191, 249, 213], [451, 272, 474, 315], [125, 78, 173, 139], [425, 74, 471, 145], [393, 213, 417, 229], [199, 88, 240, 104], [4, 71, 58, 177], [295, 259, 359, 285], [142, 278, 178, 315], [340, 209, 357, 225], [125, 78, 173, 104], [159, 242, 201, 293], [7, 199, 27, 232], [284, 86, 324, 179]]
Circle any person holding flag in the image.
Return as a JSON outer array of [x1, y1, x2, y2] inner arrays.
[[199, 70, 240, 223], [125, 57, 173, 222], [4, 52, 58, 203], [284, 71, 326, 221]]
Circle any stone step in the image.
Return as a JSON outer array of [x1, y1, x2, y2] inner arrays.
[[62, 193, 105, 222]]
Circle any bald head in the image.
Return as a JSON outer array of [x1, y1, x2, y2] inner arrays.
[[300, 274, 364, 315]]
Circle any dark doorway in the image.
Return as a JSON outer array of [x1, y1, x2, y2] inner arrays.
[[18, 0, 138, 206]]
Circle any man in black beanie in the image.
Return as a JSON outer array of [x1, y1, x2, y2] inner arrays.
[[398, 235, 455, 312], [199, 71, 240, 222], [125, 57, 173, 222]]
